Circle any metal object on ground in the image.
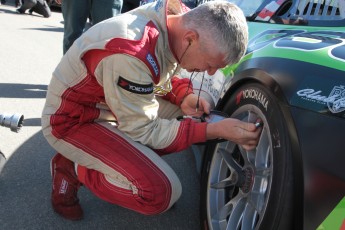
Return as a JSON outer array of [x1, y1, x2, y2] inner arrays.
[[0, 113, 24, 132]]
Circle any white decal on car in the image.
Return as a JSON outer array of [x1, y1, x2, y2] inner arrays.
[[327, 85, 345, 113], [296, 86, 345, 113]]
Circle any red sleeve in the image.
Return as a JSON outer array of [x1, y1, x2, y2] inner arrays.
[[162, 76, 194, 106], [154, 119, 207, 155]]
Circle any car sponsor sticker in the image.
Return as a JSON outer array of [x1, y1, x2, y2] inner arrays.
[[327, 86, 345, 113], [291, 79, 345, 117]]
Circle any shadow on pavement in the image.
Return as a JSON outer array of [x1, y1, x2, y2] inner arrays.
[[23, 118, 42, 126], [0, 7, 19, 14], [21, 25, 64, 33], [0, 83, 47, 98], [0, 130, 201, 229]]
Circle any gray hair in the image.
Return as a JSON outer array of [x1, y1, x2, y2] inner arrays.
[[182, 1, 248, 65]]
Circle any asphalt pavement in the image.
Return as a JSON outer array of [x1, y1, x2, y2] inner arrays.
[[0, 2, 201, 229]]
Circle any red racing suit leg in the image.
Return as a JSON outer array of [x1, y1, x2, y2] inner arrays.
[[43, 99, 183, 215]]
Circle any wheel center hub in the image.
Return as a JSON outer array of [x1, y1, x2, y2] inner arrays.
[[240, 166, 254, 193]]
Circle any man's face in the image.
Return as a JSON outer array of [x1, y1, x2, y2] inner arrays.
[[180, 41, 227, 76]]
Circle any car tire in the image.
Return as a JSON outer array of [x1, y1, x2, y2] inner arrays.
[[200, 83, 295, 230]]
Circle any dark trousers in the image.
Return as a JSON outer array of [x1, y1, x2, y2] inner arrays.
[[18, 0, 51, 18]]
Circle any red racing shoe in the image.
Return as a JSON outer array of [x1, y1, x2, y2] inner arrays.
[[50, 153, 83, 220]]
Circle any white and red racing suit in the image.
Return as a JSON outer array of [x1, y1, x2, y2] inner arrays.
[[42, 0, 207, 215]]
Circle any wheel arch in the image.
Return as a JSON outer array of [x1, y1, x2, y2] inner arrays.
[[217, 68, 285, 110]]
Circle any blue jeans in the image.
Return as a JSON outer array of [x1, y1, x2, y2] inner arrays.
[[62, 0, 123, 54]]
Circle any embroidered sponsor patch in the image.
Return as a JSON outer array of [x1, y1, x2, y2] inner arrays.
[[59, 178, 68, 194], [117, 76, 153, 94], [146, 53, 159, 76]]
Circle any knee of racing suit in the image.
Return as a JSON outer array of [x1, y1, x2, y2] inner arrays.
[[77, 163, 182, 215]]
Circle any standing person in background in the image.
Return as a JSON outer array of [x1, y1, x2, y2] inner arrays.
[[121, 0, 140, 13], [56, 0, 123, 54]]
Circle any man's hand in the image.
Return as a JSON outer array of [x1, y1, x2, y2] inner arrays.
[[180, 94, 211, 117], [206, 118, 261, 151], [55, 0, 62, 5]]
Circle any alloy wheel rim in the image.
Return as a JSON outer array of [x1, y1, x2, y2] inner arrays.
[[206, 107, 273, 230]]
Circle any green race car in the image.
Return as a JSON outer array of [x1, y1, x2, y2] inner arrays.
[[196, 0, 345, 229]]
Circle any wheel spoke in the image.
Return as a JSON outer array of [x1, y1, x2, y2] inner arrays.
[[242, 202, 259, 230], [211, 176, 237, 189], [255, 128, 270, 169], [255, 167, 271, 176], [227, 197, 247, 230], [250, 173, 270, 212], [211, 200, 233, 221], [247, 110, 257, 123], [223, 141, 237, 153], [244, 148, 256, 165], [218, 147, 243, 173]]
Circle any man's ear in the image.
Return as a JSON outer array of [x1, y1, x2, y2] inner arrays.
[[184, 30, 199, 46]]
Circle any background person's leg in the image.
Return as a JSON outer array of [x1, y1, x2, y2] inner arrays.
[[15, 0, 22, 7], [61, 0, 90, 54], [121, 0, 140, 13], [17, 0, 36, 13], [30, 0, 51, 18], [91, 0, 122, 26]]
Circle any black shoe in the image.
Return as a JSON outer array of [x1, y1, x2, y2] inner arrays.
[[16, 8, 25, 14]]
